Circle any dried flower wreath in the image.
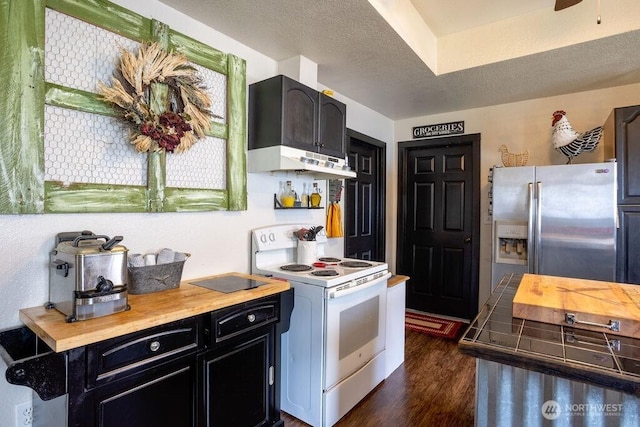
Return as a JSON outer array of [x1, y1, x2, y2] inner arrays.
[[98, 42, 213, 153]]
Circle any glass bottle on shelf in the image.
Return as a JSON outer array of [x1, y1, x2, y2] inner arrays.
[[282, 181, 295, 207], [277, 181, 285, 205], [310, 183, 322, 207], [300, 183, 309, 207]]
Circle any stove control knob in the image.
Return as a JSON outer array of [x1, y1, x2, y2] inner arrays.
[[260, 233, 267, 243], [269, 233, 276, 241]]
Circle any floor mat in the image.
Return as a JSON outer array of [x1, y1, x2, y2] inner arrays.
[[405, 311, 463, 339]]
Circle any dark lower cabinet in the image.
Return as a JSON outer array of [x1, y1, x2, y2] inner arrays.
[[89, 355, 196, 427], [69, 317, 201, 427], [617, 205, 640, 284], [1, 289, 294, 427], [199, 291, 288, 427], [201, 331, 274, 426]]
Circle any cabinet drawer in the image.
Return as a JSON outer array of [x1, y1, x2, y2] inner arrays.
[[87, 317, 200, 387], [211, 296, 280, 343]]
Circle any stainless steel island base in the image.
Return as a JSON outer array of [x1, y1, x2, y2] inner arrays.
[[476, 359, 639, 426], [460, 273, 640, 426]]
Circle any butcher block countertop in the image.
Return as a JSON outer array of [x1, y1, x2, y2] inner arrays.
[[19, 272, 290, 353], [459, 273, 640, 396], [388, 274, 409, 288], [513, 273, 640, 339]]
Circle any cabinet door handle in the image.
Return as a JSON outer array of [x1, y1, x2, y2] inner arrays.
[[149, 340, 161, 352], [247, 313, 256, 323]]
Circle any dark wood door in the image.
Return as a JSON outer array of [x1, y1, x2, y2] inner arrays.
[[345, 130, 385, 261], [397, 135, 480, 320]]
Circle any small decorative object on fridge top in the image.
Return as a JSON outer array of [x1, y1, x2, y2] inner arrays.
[[499, 145, 529, 167], [128, 248, 190, 294], [551, 110, 604, 164]]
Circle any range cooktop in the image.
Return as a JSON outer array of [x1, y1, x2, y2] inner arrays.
[[190, 276, 267, 293]]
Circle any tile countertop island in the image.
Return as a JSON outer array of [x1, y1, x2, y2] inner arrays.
[[459, 273, 640, 426], [19, 272, 290, 352]]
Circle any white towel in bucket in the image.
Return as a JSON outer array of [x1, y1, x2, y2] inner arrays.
[[157, 248, 176, 264]]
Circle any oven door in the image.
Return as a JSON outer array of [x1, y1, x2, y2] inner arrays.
[[324, 274, 389, 389]]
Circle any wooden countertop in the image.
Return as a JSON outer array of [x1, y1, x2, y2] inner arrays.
[[513, 273, 640, 339], [388, 275, 409, 288], [20, 272, 290, 353]]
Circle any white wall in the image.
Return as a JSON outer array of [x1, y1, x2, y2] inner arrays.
[[0, 1, 394, 424], [393, 83, 640, 311]]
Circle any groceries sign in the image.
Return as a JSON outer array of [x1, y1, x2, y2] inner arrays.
[[412, 121, 464, 138]]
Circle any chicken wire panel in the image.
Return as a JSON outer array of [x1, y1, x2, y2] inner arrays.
[[165, 137, 227, 189], [45, 9, 140, 93], [192, 63, 227, 124], [44, 106, 147, 186]]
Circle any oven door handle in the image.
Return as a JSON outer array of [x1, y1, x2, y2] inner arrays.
[[328, 272, 391, 299]]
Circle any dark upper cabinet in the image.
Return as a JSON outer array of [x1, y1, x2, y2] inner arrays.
[[249, 75, 347, 158], [318, 92, 347, 157], [604, 105, 640, 204], [604, 104, 640, 284]]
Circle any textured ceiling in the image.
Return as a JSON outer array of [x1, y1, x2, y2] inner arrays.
[[157, 0, 640, 120]]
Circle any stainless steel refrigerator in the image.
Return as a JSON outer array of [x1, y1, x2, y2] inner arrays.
[[490, 162, 617, 290]]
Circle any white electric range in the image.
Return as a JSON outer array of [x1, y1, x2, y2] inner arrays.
[[251, 224, 390, 427]]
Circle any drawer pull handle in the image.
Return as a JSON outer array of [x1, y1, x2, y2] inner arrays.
[[149, 340, 161, 352], [247, 314, 256, 323], [565, 313, 620, 332]]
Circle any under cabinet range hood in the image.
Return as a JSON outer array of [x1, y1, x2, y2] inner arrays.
[[247, 146, 356, 180]]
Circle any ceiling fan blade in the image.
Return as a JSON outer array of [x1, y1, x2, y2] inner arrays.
[[554, 0, 583, 11]]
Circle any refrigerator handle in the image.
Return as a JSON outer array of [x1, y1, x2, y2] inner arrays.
[[535, 181, 543, 274], [527, 182, 535, 273]]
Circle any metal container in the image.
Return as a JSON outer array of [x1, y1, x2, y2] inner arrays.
[[47, 231, 129, 322]]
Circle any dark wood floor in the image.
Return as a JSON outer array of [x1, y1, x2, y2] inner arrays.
[[282, 327, 476, 427]]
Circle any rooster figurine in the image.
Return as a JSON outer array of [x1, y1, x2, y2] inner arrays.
[[551, 110, 603, 164], [499, 145, 529, 167]]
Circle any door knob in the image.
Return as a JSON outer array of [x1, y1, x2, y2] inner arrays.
[[464, 237, 472, 243]]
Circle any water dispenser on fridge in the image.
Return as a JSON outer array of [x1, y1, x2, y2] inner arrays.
[[493, 221, 528, 265]]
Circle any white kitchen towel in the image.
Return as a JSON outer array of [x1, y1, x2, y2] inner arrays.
[[157, 248, 176, 264], [128, 253, 145, 267], [143, 253, 157, 266]]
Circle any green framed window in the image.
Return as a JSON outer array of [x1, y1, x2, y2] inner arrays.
[[0, 0, 247, 213]]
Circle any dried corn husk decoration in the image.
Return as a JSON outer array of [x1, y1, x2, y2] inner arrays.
[[98, 42, 214, 153]]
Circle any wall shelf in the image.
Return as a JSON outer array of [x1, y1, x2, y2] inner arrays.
[[273, 194, 322, 210]]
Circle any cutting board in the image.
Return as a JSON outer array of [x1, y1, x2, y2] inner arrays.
[[512, 274, 640, 339]]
